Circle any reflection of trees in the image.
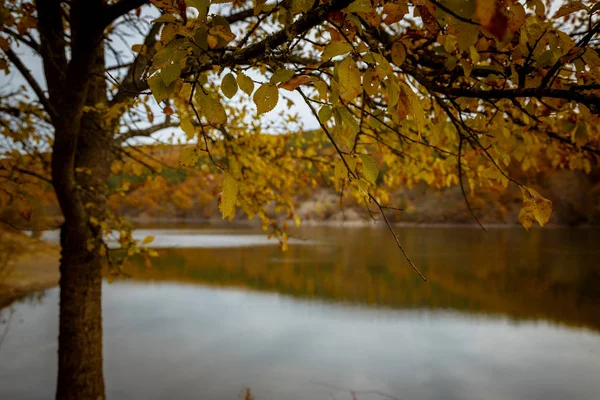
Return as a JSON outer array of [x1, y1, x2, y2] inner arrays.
[[123, 227, 600, 332]]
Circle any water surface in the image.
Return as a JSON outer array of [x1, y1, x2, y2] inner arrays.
[[1, 226, 599, 400]]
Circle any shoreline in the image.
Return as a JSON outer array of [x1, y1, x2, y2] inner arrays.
[[126, 216, 599, 229], [0, 232, 59, 309], [2, 221, 599, 309]]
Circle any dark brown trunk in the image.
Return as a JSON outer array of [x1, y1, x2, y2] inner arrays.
[[54, 27, 114, 400], [55, 237, 105, 400]]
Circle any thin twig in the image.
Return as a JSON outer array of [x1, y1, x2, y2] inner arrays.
[[368, 193, 427, 281]]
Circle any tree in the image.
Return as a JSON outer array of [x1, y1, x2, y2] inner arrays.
[[0, 0, 599, 399]]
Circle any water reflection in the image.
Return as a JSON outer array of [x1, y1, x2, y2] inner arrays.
[[124, 226, 600, 331], [1, 226, 599, 400]]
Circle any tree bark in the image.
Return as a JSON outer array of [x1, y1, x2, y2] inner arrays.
[[55, 237, 105, 400], [53, 14, 113, 399]]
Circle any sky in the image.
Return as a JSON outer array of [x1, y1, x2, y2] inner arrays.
[[1, 2, 321, 149]]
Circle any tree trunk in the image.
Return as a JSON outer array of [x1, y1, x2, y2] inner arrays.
[[55, 235, 105, 400], [54, 30, 113, 400]]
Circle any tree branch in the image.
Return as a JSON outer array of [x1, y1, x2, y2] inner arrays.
[[191, 0, 354, 73], [2, 48, 56, 121], [116, 118, 178, 144], [102, 0, 150, 27], [1, 28, 40, 53], [35, 0, 68, 114], [110, 22, 162, 106]]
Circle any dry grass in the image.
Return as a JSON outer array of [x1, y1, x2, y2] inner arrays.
[[0, 229, 59, 307]]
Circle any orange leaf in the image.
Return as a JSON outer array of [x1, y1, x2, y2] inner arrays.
[[279, 76, 315, 91], [416, 5, 439, 35], [476, 0, 508, 40]]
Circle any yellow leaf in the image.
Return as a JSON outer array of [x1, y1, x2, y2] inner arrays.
[[292, 0, 314, 14], [359, 154, 378, 185], [318, 105, 332, 123], [131, 44, 145, 54], [508, 3, 526, 32], [337, 57, 361, 103], [334, 159, 346, 182], [253, 83, 279, 114], [270, 69, 295, 84], [347, 0, 372, 13], [147, 73, 174, 103], [221, 72, 238, 98], [518, 187, 553, 230], [160, 62, 182, 86], [207, 35, 219, 49], [209, 25, 236, 45], [322, 41, 353, 61], [391, 41, 406, 66], [475, 0, 495, 26], [383, 2, 408, 24], [142, 235, 154, 244], [236, 72, 255, 95], [399, 82, 425, 133], [554, 1, 585, 18], [195, 91, 227, 124], [180, 117, 195, 140], [219, 173, 239, 220], [179, 147, 199, 167], [456, 22, 479, 52]]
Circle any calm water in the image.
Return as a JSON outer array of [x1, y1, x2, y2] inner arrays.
[[1, 226, 599, 400]]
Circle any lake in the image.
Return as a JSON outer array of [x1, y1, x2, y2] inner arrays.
[[1, 226, 600, 400]]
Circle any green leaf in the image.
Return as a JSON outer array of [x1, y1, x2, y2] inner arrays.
[[219, 173, 239, 220], [236, 73, 255, 95], [322, 41, 353, 61], [292, 0, 314, 13], [221, 73, 238, 98], [195, 91, 227, 125], [518, 186, 553, 230], [253, 83, 279, 114], [336, 57, 361, 103], [180, 117, 195, 140], [142, 236, 154, 245], [148, 73, 174, 103], [391, 41, 406, 66], [347, 0, 372, 13], [188, 0, 210, 20], [334, 159, 346, 182], [334, 106, 359, 133], [456, 21, 480, 52], [160, 62, 182, 86], [318, 105, 332, 123], [270, 69, 295, 84], [179, 147, 199, 167], [359, 154, 378, 184]]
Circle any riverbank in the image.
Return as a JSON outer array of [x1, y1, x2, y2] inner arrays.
[[0, 231, 59, 308]]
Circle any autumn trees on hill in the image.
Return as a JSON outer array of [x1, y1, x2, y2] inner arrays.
[[1, 0, 599, 398]]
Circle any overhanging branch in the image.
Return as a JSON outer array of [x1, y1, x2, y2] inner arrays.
[[191, 0, 354, 73], [102, 0, 150, 27], [2, 48, 56, 121]]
